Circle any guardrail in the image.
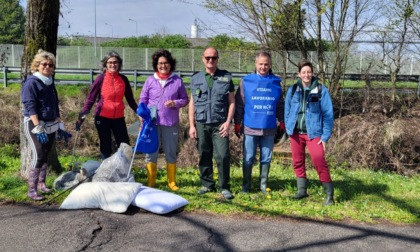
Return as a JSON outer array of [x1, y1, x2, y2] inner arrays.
[[1, 67, 251, 89]]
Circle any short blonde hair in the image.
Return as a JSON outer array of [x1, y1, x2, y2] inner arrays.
[[30, 49, 56, 73]]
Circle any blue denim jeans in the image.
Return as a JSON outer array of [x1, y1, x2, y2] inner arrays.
[[243, 134, 275, 166]]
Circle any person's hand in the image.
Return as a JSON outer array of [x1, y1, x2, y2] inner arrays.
[[56, 129, 72, 143], [317, 139, 326, 151], [234, 124, 242, 138], [31, 124, 48, 144], [164, 100, 176, 108], [75, 111, 89, 131], [219, 121, 230, 138], [189, 126, 197, 139], [279, 121, 285, 132]]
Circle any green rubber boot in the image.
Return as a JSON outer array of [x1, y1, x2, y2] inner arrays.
[[294, 177, 309, 199], [322, 182, 334, 206], [260, 164, 270, 194]]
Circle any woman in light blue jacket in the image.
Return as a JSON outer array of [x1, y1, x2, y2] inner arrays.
[[284, 59, 334, 206]]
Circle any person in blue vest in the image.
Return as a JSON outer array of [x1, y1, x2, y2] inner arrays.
[[188, 47, 235, 200], [284, 59, 334, 206], [234, 51, 284, 194]]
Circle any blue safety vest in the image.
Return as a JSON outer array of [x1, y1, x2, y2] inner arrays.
[[243, 74, 281, 129]]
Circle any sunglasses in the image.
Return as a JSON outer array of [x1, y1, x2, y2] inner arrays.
[[204, 56, 218, 61], [39, 62, 54, 68]]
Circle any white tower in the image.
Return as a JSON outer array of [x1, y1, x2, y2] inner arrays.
[[191, 19, 198, 38]]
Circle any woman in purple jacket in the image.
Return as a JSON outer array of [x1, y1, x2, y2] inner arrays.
[[139, 49, 189, 191]]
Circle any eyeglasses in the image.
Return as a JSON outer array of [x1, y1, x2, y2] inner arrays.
[[107, 61, 119, 65], [204, 56, 218, 61], [158, 62, 170, 66], [39, 62, 54, 68]]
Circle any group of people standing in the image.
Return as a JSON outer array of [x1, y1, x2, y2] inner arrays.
[[22, 47, 334, 206]]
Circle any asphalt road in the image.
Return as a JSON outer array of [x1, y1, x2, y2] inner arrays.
[[0, 204, 419, 252]]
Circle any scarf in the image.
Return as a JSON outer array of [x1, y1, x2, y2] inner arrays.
[[33, 72, 53, 86], [155, 71, 172, 80]]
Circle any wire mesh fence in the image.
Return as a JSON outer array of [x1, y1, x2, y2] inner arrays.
[[1, 44, 420, 76]]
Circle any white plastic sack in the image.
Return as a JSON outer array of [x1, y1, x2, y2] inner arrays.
[[92, 143, 134, 182]]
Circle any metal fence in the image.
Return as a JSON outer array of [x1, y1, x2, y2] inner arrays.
[[2, 44, 420, 76]]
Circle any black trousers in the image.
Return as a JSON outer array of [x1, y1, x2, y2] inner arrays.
[[95, 116, 130, 159], [24, 119, 56, 168]]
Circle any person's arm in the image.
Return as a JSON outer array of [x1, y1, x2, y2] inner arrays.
[[188, 94, 197, 139], [276, 89, 285, 124], [219, 91, 235, 138], [53, 82, 61, 119], [284, 86, 293, 135], [122, 75, 138, 113], [175, 79, 189, 108], [139, 77, 151, 106], [320, 86, 334, 143], [81, 74, 103, 113], [233, 80, 244, 125]]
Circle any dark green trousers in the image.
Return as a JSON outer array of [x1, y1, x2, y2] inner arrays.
[[196, 122, 231, 191]]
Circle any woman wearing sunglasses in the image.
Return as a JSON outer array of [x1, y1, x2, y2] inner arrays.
[[77, 51, 138, 159], [22, 50, 61, 200]]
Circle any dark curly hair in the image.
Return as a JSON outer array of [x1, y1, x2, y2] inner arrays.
[[151, 49, 176, 72]]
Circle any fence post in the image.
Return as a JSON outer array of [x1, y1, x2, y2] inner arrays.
[[89, 69, 94, 85], [133, 69, 138, 91], [3, 67, 7, 88], [417, 77, 420, 97]]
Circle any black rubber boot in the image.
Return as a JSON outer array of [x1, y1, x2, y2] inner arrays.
[[322, 182, 334, 206], [260, 164, 270, 194], [294, 177, 309, 199], [242, 164, 253, 193]]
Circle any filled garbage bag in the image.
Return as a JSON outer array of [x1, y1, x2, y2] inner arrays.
[[92, 143, 135, 182]]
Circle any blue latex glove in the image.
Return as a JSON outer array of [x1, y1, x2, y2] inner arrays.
[[31, 124, 49, 144]]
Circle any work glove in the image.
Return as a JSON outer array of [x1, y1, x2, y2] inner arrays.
[[56, 129, 72, 144], [75, 111, 89, 131], [31, 123, 49, 144], [234, 124, 242, 138]]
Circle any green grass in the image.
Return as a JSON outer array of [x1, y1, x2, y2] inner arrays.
[[0, 144, 418, 224]]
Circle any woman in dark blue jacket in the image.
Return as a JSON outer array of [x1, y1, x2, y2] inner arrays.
[[22, 50, 61, 201], [284, 59, 334, 206]]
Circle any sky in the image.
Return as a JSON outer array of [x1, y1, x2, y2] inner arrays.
[[20, 0, 231, 39]]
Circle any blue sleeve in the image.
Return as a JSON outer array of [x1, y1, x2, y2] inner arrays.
[[320, 86, 334, 142], [21, 78, 39, 116]]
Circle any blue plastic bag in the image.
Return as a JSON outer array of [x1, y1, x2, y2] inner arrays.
[[135, 103, 158, 154]]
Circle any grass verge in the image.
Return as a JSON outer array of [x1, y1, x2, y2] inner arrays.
[[1, 144, 418, 224]]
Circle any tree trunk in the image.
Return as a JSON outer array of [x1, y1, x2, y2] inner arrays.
[[20, 0, 60, 179]]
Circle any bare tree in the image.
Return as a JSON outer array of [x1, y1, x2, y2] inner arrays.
[[376, 0, 419, 107], [200, 0, 306, 88], [20, 0, 60, 179], [304, 0, 380, 96]]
